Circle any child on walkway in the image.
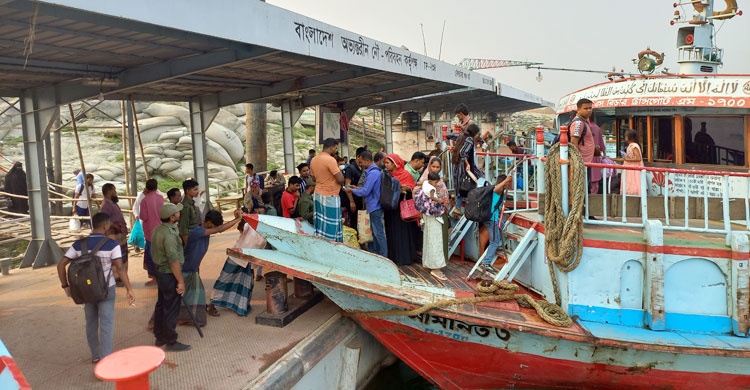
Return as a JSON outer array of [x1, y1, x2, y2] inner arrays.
[[420, 171, 449, 280]]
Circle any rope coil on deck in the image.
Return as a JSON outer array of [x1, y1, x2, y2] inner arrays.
[[544, 143, 586, 305], [343, 280, 572, 328]]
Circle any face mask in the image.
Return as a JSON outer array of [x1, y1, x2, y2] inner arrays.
[[339, 165, 346, 170]]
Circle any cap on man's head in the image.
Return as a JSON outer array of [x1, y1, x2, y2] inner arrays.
[[159, 203, 183, 219], [305, 178, 316, 188]]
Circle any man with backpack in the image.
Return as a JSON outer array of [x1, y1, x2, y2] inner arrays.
[[464, 174, 512, 273], [57, 212, 135, 364]]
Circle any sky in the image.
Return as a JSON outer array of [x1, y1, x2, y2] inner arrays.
[[267, 0, 748, 103]]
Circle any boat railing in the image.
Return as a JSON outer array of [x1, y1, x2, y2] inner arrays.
[[581, 161, 750, 235], [478, 152, 539, 212], [677, 46, 723, 64]]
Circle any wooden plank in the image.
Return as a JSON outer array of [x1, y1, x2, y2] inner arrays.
[[410, 263, 444, 288]]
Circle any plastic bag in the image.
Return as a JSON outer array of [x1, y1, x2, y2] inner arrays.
[[127, 219, 145, 248], [357, 210, 373, 244], [69, 218, 81, 232], [343, 225, 360, 249]]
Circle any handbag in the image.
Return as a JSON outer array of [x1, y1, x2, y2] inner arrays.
[[457, 171, 476, 196], [69, 217, 81, 232], [357, 210, 373, 244], [400, 196, 420, 221]]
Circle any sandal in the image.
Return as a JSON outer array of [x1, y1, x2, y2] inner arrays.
[[92, 358, 100, 364], [255, 274, 264, 282], [206, 304, 220, 317], [430, 270, 448, 281]]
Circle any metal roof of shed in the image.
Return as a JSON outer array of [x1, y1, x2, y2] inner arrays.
[[0, 0, 533, 112]]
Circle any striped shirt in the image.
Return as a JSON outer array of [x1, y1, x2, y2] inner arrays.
[[64, 234, 122, 288]]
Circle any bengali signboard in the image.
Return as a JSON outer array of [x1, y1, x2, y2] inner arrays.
[[557, 76, 750, 114], [644, 170, 748, 198]]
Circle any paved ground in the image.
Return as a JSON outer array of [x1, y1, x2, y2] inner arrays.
[[0, 228, 339, 390]]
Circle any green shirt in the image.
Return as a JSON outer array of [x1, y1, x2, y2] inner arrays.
[[150, 222, 184, 274], [299, 192, 314, 224], [179, 196, 200, 236], [405, 163, 420, 184]]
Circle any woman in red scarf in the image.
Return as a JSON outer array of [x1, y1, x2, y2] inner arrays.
[[383, 154, 421, 266]]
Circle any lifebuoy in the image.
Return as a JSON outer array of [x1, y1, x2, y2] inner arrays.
[[638, 49, 664, 66], [685, 34, 694, 45], [694, 0, 738, 20]]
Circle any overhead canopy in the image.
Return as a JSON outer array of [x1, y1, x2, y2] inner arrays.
[[374, 86, 554, 115], [0, 0, 500, 111]]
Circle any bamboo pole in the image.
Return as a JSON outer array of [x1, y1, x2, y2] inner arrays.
[[68, 103, 94, 231], [129, 99, 150, 181], [121, 101, 134, 226]]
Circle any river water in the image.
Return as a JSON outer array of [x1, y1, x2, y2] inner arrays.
[[365, 360, 436, 390]]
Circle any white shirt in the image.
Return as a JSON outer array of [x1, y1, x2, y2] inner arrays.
[[74, 184, 95, 209], [133, 191, 146, 219], [422, 182, 437, 199], [65, 234, 122, 288]]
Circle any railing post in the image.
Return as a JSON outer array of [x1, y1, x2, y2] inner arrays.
[[723, 175, 731, 240], [535, 125, 545, 197], [559, 125, 570, 218], [640, 168, 648, 225]]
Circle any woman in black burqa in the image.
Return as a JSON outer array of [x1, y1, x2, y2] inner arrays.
[[4, 162, 28, 214]]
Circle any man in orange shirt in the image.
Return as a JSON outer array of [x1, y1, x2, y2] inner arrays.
[[310, 138, 345, 242]]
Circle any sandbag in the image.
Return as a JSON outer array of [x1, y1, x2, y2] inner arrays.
[[143, 103, 190, 126], [205, 123, 243, 163]]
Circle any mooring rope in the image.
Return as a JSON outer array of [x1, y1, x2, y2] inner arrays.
[[343, 280, 573, 328], [543, 143, 586, 305]]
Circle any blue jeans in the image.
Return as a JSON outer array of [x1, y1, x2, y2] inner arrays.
[[84, 285, 116, 359], [482, 219, 501, 265], [144, 240, 156, 277], [369, 209, 387, 257]]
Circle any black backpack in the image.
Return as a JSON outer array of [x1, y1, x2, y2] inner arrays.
[[553, 117, 588, 145], [464, 184, 502, 222], [67, 238, 112, 304], [379, 169, 401, 211]]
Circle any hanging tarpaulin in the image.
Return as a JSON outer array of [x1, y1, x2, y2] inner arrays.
[[339, 111, 350, 132]]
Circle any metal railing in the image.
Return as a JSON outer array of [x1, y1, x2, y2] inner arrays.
[[479, 152, 539, 212]]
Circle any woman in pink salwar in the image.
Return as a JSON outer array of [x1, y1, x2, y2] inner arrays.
[[616, 129, 644, 195]]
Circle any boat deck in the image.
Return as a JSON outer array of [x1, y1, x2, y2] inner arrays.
[[397, 257, 590, 339]]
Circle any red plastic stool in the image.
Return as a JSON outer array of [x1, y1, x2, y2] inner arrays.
[[95, 346, 165, 389]]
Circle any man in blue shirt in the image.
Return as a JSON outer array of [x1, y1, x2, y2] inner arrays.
[[181, 208, 242, 324], [346, 150, 387, 257]]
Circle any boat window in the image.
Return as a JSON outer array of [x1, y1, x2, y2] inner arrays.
[[684, 116, 745, 166], [652, 116, 674, 163]]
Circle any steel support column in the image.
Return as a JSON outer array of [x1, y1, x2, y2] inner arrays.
[[19, 87, 63, 268], [383, 108, 395, 154], [189, 96, 219, 209], [281, 100, 304, 174]]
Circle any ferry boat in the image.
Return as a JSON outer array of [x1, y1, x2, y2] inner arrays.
[[228, 1, 750, 389]]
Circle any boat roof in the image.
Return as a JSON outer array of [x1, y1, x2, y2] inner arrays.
[[556, 74, 750, 115]]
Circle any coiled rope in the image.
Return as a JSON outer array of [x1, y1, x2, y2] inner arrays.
[[343, 280, 572, 328], [544, 143, 586, 305]]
